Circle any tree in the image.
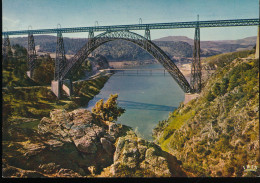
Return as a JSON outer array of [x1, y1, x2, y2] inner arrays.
[[92, 94, 125, 122], [212, 83, 221, 96], [33, 55, 55, 85], [206, 91, 215, 102], [220, 78, 229, 95]]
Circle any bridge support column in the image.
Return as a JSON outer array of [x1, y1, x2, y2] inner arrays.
[[27, 33, 36, 78], [190, 15, 202, 93], [2, 34, 11, 64], [144, 27, 151, 50], [52, 29, 68, 99], [51, 79, 73, 98], [255, 27, 259, 59], [54, 30, 67, 81], [88, 29, 94, 47], [62, 79, 73, 97], [51, 80, 61, 99]]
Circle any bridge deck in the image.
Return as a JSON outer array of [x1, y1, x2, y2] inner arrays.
[[3, 18, 259, 36]]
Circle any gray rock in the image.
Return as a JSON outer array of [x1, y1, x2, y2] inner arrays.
[[113, 137, 125, 162], [73, 136, 97, 154], [100, 138, 114, 155]]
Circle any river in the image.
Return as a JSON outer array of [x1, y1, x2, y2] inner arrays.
[[86, 63, 186, 141]]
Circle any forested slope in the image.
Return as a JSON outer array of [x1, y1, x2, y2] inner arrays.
[[153, 50, 259, 177]]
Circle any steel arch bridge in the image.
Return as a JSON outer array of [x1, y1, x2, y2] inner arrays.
[[61, 30, 191, 93], [2, 17, 259, 98]]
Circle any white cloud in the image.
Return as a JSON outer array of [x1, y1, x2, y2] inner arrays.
[[2, 16, 21, 31]]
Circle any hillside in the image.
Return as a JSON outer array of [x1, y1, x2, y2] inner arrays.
[[154, 36, 257, 53], [153, 49, 259, 177], [9, 35, 255, 62], [3, 95, 185, 178], [9, 35, 194, 61]]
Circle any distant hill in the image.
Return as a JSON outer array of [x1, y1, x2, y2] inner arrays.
[[9, 35, 193, 61], [9, 35, 256, 62], [154, 36, 257, 53]]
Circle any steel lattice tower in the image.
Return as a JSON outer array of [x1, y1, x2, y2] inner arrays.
[[27, 33, 36, 77], [190, 15, 202, 93], [54, 31, 66, 80]]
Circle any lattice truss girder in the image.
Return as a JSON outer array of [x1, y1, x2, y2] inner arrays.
[[3, 19, 259, 35], [54, 31, 67, 80], [28, 33, 37, 72], [61, 30, 192, 93]]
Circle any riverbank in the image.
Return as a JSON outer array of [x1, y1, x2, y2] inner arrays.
[[2, 74, 112, 132], [108, 59, 157, 68], [109, 60, 192, 79]]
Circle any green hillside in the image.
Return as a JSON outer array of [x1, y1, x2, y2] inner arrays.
[[9, 35, 222, 61], [153, 49, 259, 177]]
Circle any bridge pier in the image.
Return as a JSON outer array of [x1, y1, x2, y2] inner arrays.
[[51, 80, 61, 99], [26, 71, 33, 78], [51, 79, 73, 99], [62, 79, 73, 97]]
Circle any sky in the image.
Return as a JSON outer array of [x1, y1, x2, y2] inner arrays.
[[2, 0, 259, 40]]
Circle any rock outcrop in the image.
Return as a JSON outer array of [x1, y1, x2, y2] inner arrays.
[[99, 131, 186, 177], [2, 109, 127, 177], [3, 108, 186, 178]]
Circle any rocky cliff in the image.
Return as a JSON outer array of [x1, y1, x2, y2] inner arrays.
[[3, 108, 185, 177]]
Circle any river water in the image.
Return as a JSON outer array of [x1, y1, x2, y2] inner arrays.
[[86, 63, 185, 141]]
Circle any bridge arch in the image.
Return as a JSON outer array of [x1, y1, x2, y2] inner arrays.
[[61, 30, 192, 93]]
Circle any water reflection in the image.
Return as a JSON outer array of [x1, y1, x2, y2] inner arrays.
[[93, 97, 177, 111]]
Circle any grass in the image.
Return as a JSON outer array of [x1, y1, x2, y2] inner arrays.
[[17, 120, 40, 130], [3, 75, 111, 124], [158, 109, 195, 145]]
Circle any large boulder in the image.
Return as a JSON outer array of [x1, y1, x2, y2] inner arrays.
[[99, 130, 186, 177]]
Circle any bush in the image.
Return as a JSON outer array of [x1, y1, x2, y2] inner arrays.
[[206, 91, 215, 101], [162, 128, 175, 140], [92, 94, 125, 122]]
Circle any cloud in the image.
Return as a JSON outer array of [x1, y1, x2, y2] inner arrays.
[[2, 16, 20, 31]]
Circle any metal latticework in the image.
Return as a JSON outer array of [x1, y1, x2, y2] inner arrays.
[[87, 29, 94, 48], [61, 30, 192, 93], [144, 27, 151, 40], [190, 22, 201, 93], [2, 34, 11, 62], [28, 33, 37, 74], [54, 31, 67, 80], [3, 18, 259, 35]]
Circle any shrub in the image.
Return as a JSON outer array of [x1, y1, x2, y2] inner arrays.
[[206, 91, 215, 101], [92, 94, 125, 122]]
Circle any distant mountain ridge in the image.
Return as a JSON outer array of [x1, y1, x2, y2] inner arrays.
[[153, 36, 257, 45], [154, 36, 257, 53], [9, 35, 256, 62]]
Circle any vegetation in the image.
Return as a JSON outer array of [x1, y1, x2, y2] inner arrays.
[[2, 44, 38, 87], [153, 50, 259, 177], [92, 94, 125, 123], [2, 44, 111, 138], [9, 35, 226, 62]]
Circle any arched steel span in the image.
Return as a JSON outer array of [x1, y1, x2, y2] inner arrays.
[[60, 30, 192, 93]]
